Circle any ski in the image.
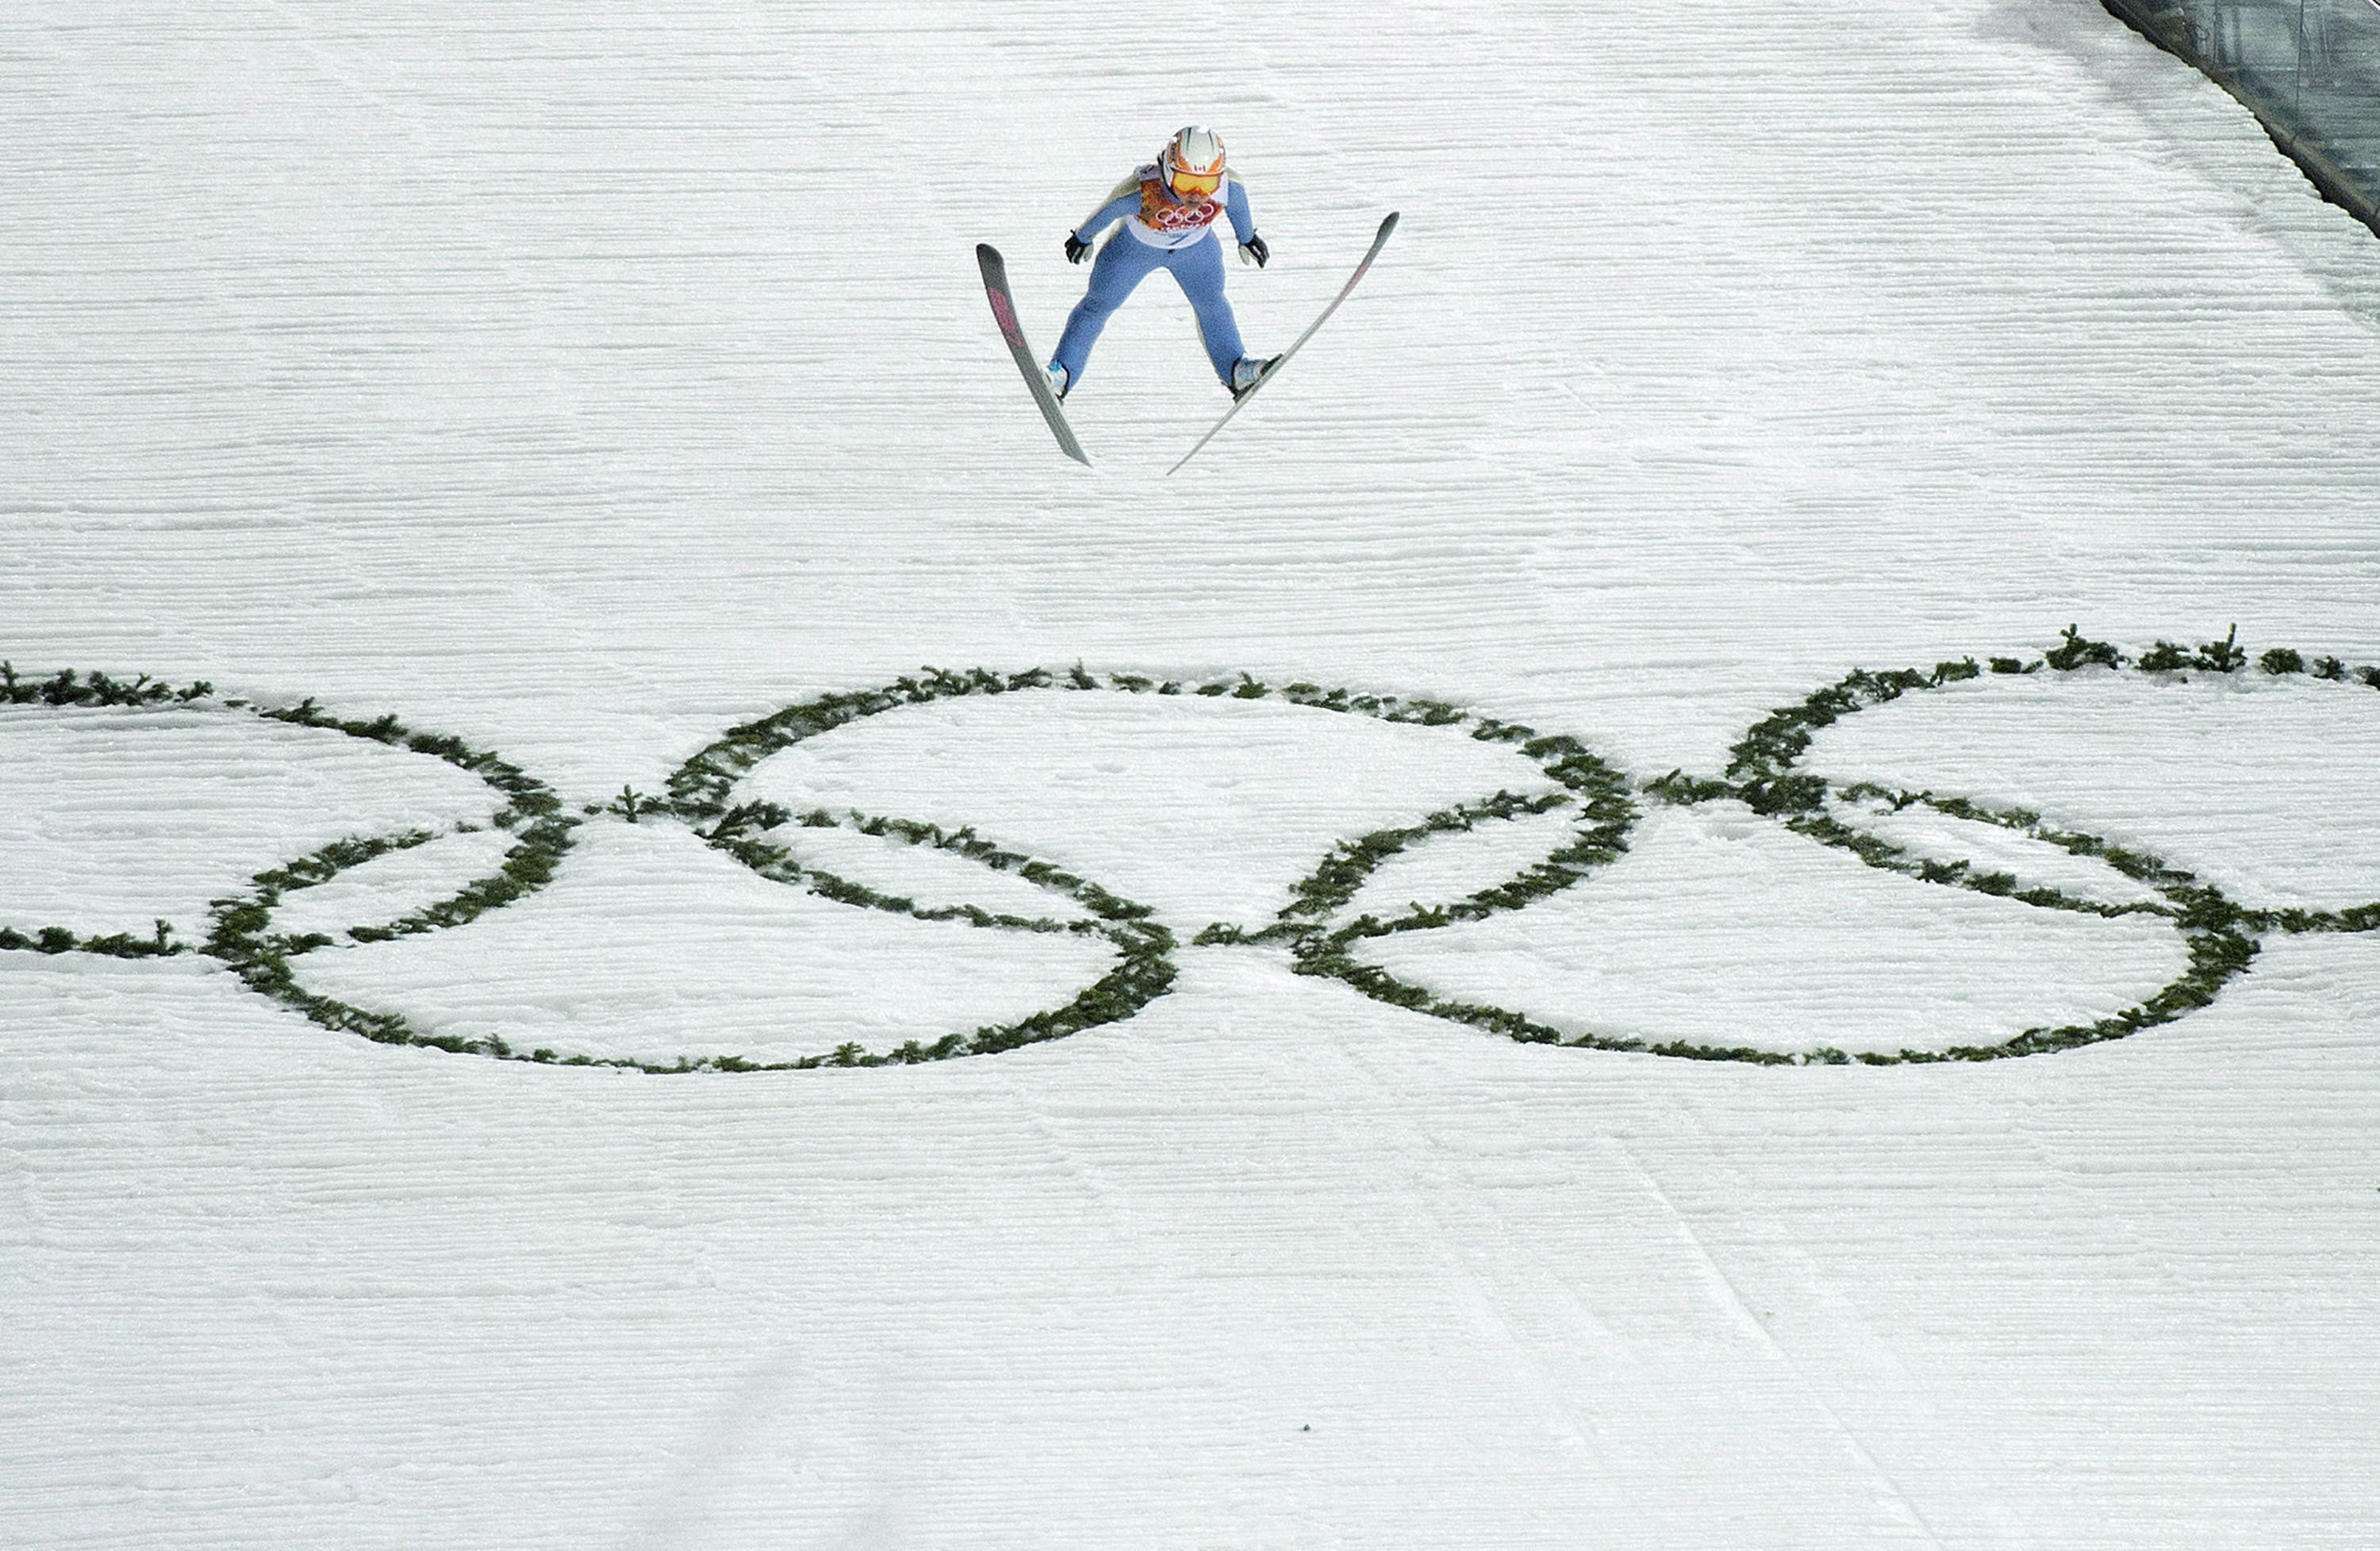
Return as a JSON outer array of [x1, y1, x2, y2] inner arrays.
[[1167, 210, 1400, 477], [976, 242, 1089, 466]]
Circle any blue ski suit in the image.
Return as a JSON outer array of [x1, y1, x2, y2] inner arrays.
[[1050, 165, 1258, 390]]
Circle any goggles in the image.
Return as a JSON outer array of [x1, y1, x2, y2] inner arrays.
[[1169, 167, 1222, 197]]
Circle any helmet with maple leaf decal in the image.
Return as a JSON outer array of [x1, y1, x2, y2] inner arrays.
[[1162, 125, 1226, 197]]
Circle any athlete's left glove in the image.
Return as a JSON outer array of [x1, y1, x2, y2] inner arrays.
[[1238, 234, 1270, 268], [1064, 232, 1094, 263]]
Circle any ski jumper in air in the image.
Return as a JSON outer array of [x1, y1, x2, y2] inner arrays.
[[1046, 126, 1277, 401]]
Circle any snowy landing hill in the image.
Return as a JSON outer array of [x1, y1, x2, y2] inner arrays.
[[4, 2, 2378, 1547]]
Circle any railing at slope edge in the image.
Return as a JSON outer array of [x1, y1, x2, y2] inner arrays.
[[2103, 0, 2380, 240]]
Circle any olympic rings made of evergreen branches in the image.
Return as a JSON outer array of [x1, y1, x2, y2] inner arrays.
[[5, 626, 2375, 1071]]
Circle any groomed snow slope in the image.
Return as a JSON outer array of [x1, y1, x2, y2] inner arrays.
[[5, 2, 2378, 1547]]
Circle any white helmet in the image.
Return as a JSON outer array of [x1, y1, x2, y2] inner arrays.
[[1164, 125, 1226, 192]]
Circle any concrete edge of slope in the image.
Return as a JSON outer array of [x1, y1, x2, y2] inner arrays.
[[2102, 0, 2380, 242]]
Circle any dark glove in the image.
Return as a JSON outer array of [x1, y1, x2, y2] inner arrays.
[[1065, 232, 1093, 263], [1238, 233, 1269, 268]]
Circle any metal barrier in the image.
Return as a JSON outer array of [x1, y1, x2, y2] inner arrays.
[[2103, 0, 2380, 236]]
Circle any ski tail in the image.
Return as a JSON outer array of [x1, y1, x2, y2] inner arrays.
[[977, 243, 1090, 466], [1167, 211, 1399, 476]]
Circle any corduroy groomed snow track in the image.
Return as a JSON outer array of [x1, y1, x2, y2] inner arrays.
[[6, 3, 2379, 1548]]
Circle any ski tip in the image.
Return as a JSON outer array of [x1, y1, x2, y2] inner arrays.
[[1379, 211, 1399, 236]]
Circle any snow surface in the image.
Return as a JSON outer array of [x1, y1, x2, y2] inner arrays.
[[6, 2, 2380, 1547]]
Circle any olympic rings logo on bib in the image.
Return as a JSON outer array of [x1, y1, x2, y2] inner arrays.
[[5, 627, 2376, 1075], [1138, 178, 1223, 233]]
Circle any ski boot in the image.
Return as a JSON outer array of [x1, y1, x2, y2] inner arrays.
[[1229, 355, 1280, 401]]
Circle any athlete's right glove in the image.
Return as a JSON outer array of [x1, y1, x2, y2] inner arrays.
[[1064, 232, 1094, 263]]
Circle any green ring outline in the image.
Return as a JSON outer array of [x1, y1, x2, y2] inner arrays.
[[1623, 625, 2380, 1064], [0, 663, 585, 1063], [666, 664, 1640, 1065], [685, 798, 1178, 1067]]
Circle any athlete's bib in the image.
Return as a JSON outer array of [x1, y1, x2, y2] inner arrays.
[[1138, 175, 1223, 235], [1122, 162, 1230, 250]]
